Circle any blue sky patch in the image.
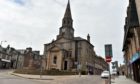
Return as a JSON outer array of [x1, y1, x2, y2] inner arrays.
[[13, 0, 25, 5]]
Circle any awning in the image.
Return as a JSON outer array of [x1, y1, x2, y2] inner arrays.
[[130, 52, 140, 64], [1, 59, 11, 62]]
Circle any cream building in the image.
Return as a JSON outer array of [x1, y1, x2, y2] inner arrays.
[[123, 0, 140, 82], [43, 1, 96, 73]]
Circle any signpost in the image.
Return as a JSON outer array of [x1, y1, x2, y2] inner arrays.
[[105, 44, 113, 57], [105, 44, 113, 84]]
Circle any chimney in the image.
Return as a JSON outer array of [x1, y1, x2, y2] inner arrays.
[[87, 34, 90, 42]]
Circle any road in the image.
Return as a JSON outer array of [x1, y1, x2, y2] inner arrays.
[[0, 69, 45, 84], [0, 70, 105, 84]]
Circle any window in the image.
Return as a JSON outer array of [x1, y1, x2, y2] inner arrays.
[[69, 51, 72, 57], [53, 56, 57, 64], [63, 20, 66, 24]]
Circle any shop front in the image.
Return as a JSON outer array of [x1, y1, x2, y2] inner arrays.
[[130, 52, 140, 83], [0, 59, 11, 69]]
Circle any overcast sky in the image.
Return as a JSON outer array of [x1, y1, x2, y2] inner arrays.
[[0, 0, 128, 65]]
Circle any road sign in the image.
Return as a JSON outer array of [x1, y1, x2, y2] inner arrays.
[[112, 62, 115, 65], [106, 56, 112, 62], [105, 44, 113, 57], [112, 66, 116, 69]]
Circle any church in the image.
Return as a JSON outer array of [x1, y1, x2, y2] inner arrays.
[[43, 1, 96, 73]]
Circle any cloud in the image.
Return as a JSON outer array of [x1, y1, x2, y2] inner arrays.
[[0, 0, 128, 64], [7, 0, 31, 6]]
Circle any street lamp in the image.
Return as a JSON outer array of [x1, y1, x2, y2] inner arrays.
[[0, 40, 7, 46]]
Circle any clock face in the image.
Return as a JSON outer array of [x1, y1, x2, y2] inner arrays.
[[62, 28, 65, 32]]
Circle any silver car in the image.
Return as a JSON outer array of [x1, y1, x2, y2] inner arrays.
[[101, 71, 109, 78]]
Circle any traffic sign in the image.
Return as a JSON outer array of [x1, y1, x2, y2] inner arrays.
[[105, 44, 113, 57], [112, 66, 116, 69], [106, 56, 112, 62]]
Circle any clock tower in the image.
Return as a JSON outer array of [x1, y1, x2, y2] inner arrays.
[[57, 0, 74, 40]]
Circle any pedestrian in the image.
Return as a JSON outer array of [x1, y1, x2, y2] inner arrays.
[[117, 71, 119, 76]]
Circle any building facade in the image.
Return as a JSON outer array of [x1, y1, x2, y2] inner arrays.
[[0, 45, 11, 69], [123, 0, 140, 82], [118, 64, 125, 75], [43, 1, 96, 74], [23, 47, 41, 69], [94, 56, 108, 75], [0, 45, 41, 70]]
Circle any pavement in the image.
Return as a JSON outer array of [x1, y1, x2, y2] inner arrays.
[[112, 76, 140, 84], [10, 72, 104, 84], [9, 72, 140, 84], [10, 72, 87, 80]]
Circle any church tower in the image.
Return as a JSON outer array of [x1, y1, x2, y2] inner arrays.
[[57, 0, 74, 40]]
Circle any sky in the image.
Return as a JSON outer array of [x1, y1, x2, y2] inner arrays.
[[0, 0, 128, 65]]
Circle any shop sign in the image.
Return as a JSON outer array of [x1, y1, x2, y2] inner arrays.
[[130, 52, 140, 63]]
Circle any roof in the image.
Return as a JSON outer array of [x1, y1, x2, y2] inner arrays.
[[74, 37, 85, 40], [74, 37, 94, 47]]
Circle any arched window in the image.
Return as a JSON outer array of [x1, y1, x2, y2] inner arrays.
[[53, 56, 57, 64]]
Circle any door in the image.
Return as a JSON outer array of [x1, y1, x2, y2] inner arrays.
[[64, 61, 67, 70]]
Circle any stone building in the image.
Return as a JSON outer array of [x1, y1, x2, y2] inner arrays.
[[118, 64, 126, 75], [0, 45, 11, 69], [0, 45, 20, 69], [94, 56, 108, 75], [15, 49, 26, 69], [43, 1, 96, 74], [23, 47, 41, 69], [122, 0, 140, 82], [0, 45, 41, 69]]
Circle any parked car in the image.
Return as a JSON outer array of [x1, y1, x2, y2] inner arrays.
[[101, 71, 110, 78], [112, 71, 117, 75]]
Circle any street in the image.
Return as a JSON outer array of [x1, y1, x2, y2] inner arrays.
[[0, 70, 43, 84], [0, 70, 105, 84]]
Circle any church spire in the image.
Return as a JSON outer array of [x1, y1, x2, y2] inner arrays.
[[64, 0, 72, 18], [57, 0, 74, 40], [62, 0, 73, 27]]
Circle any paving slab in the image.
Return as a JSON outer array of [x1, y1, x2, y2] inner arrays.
[[112, 76, 140, 84]]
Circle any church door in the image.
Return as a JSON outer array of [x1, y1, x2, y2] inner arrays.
[[64, 61, 67, 70]]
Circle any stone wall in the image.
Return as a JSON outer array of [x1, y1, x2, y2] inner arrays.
[[136, 0, 140, 24]]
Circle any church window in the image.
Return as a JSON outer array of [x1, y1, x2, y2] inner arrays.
[[53, 56, 57, 64]]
